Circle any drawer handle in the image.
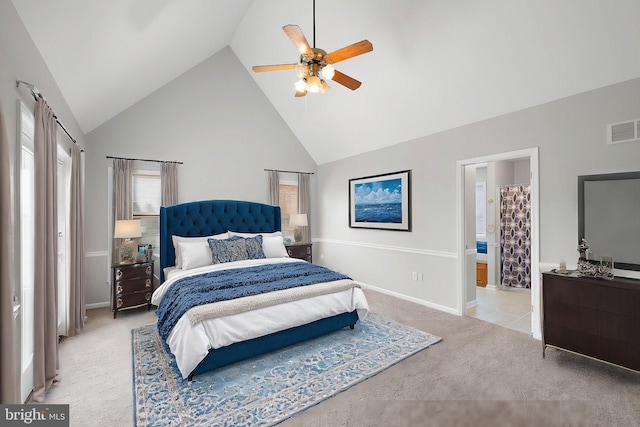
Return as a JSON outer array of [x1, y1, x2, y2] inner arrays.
[[116, 285, 122, 294], [145, 278, 152, 287], [145, 293, 151, 301], [117, 298, 123, 308], [116, 270, 123, 279], [287, 250, 293, 256], [145, 266, 152, 275]]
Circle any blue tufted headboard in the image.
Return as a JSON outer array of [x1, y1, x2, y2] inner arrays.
[[159, 200, 281, 282]]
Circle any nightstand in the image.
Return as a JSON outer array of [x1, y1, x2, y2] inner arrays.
[[111, 260, 154, 318], [285, 243, 312, 263]]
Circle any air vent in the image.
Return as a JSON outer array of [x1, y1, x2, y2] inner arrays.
[[607, 119, 640, 145]]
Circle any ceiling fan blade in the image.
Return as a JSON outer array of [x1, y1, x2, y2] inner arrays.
[[283, 25, 313, 55], [331, 70, 362, 90], [252, 63, 297, 73], [324, 40, 373, 64]]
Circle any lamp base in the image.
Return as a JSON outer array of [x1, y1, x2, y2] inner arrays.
[[294, 227, 303, 243], [119, 238, 135, 264]]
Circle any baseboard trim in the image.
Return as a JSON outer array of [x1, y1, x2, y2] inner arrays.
[[314, 238, 456, 259], [358, 281, 458, 315], [86, 302, 110, 310], [466, 299, 478, 309]]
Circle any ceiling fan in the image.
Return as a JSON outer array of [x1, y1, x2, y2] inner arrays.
[[252, 0, 373, 97]]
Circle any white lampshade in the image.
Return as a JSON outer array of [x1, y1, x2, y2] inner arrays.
[[289, 213, 308, 227], [114, 219, 142, 239], [321, 64, 335, 80]]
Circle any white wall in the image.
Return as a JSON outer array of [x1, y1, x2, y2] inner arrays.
[[84, 47, 317, 306], [316, 77, 640, 312]]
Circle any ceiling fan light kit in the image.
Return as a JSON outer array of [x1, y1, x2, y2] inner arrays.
[[252, 1, 373, 97]]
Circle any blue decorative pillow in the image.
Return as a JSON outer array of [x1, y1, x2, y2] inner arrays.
[[230, 235, 266, 260], [208, 238, 248, 264]]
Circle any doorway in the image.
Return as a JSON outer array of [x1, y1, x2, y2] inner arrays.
[[456, 148, 540, 339]]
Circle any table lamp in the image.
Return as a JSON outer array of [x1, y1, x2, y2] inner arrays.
[[114, 219, 142, 263], [289, 213, 308, 243]]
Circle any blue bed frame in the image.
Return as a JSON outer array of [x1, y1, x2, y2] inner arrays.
[[159, 199, 358, 380]]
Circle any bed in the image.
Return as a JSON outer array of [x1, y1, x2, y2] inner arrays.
[[153, 199, 369, 380]]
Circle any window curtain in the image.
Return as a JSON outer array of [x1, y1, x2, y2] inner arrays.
[[161, 162, 179, 206], [32, 99, 59, 402], [268, 170, 279, 206], [500, 185, 532, 289], [67, 144, 85, 337], [112, 158, 133, 262], [0, 106, 20, 404], [298, 173, 311, 243]]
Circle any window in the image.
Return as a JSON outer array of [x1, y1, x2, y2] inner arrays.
[[476, 182, 486, 239], [279, 181, 298, 239], [132, 171, 161, 249]]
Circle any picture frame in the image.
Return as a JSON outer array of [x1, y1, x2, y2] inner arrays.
[[349, 170, 411, 231]]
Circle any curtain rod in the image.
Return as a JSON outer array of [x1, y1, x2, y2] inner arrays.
[[264, 168, 314, 175], [106, 155, 183, 165], [16, 80, 83, 152]]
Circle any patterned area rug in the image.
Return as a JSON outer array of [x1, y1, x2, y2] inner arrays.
[[132, 313, 442, 426]]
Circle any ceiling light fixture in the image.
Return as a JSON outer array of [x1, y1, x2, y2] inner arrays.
[[252, 0, 373, 97], [293, 0, 331, 96]]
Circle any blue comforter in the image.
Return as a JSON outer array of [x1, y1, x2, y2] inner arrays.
[[156, 262, 350, 340]]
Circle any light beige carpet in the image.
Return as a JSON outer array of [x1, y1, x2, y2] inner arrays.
[[43, 289, 640, 426]]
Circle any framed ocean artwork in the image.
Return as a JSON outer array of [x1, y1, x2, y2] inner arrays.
[[349, 170, 411, 231]]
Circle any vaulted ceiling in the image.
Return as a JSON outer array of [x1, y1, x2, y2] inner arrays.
[[13, 0, 640, 164]]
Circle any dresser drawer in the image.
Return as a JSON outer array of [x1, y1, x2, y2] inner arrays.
[[286, 244, 312, 262], [115, 277, 153, 295], [114, 263, 152, 280], [116, 290, 151, 309]]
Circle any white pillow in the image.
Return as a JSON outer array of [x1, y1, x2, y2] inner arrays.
[[229, 231, 282, 238], [172, 232, 228, 268], [177, 241, 213, 270], [261, 235, 289, 258]]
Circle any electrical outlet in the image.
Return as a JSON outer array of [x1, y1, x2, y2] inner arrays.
[[412, 271, 418, 280], [418, 272, 423, 281]]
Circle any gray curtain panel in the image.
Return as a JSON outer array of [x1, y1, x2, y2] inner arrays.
[[268, 170, 279, 206], [67, 144, 85, 337], [161, 162, 179, 206], [112, 158, 133, 261], [32, 99, 60, 402], [500, 185, 532, 289], [0, 106, 20, 404], [298, 173, 311, 243]]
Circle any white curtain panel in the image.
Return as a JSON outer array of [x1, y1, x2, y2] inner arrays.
[[298, 174, 311, 243], [161, 162, 179, 206], [268, 170, 279, 206], [68, 144, 85, 337], [32, 99, 60, 402], [0, 105, 20, 403]]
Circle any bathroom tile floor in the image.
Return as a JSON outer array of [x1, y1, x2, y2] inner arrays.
[[467, 286, 532, 335]]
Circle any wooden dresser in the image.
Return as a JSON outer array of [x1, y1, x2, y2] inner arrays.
[[285, 243, 312, 263], [476, 262, 487, 287], [111, 260, 154, 318], [542, 272, 640, 372]]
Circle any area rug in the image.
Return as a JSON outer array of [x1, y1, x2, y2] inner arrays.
[[132, 313, 442, 426]]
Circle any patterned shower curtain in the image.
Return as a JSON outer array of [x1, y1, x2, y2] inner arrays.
[[500, 185, 531, 288]]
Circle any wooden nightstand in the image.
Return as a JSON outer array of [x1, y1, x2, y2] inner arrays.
[[111, 260, 154, 318], [285, 243, 312, 263]]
